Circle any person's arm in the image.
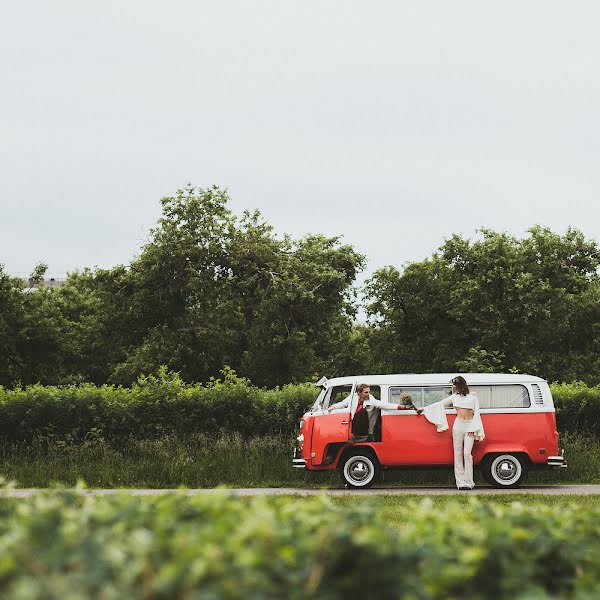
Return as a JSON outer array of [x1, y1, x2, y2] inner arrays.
[[368, 397, 423, 414], [328, 394, 351, 412], [366, 398, 397, 410], [419, 394, 455, 412], [441, 394, 455, 408], [421, 395, 456, 432]]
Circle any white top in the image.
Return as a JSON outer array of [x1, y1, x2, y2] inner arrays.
[[329, 394, 402, 418], [423, 393, 485, 441]]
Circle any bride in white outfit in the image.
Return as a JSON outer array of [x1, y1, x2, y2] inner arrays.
[[422, 375, 485, 490]]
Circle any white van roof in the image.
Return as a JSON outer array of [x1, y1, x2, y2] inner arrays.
[[323, 373, 546, 387]]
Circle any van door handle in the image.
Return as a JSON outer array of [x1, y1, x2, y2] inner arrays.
[[341, 421, 349, 424]]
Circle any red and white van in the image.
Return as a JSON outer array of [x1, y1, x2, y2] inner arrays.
[[292, 373, 567, 488]]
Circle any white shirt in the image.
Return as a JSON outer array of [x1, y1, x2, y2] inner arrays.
[[329, 393, 402, 418], [423, 393, 485, 441]]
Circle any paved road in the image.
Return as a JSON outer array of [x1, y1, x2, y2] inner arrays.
[[2, 485, 600, 497]]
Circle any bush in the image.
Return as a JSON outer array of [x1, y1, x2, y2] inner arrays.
[[0, 492, 600, 598], [1, 376, 600, 445], [0, 370, 316, 443], [552, 381, 600, 435]]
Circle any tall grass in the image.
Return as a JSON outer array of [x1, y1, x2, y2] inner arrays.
[[0, 431, 597, 488], [0, 434, 326, 488]]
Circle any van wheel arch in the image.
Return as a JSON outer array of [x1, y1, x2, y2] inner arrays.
[[338, 447, 380, 489], [481, 452, 530, 488]]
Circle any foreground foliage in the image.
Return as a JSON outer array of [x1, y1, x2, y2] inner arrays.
[[0, 491, 599, 598]]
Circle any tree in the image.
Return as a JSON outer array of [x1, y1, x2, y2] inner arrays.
[[365, 227, 600, 383], [48, 184, 365, 387], [28, 262, 48, 287], [0, 263, 72, 387], [107, 185, 244, 384], [231, 212, 364, 386], [0, 265, 26, 386]]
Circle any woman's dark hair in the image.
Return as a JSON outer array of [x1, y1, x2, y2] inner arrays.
[[451, 376, 469, 396]]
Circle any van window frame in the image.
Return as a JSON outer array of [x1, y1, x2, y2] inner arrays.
[[324, 384, 382, 410], [471, 384, 531, 409], [388, 384, 532, 409], [388, 386, 452, 409], [323, 384, 354, 410]]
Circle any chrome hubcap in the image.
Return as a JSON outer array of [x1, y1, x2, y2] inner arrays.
[[347, 458, 372, 483], [497, 461, 516, 479], [492, 456, 521, 483]]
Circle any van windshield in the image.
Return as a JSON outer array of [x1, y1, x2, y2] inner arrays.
[[310, 388, 327, 412]]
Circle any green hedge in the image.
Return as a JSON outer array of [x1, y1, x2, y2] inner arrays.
[[0, 491, 599, 598], [552, 382, 600, 435], [0, 371, 314, 442], [1, 373, 599, 443]]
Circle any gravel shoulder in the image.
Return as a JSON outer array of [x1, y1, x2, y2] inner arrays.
[[2, 485, 600, 497]]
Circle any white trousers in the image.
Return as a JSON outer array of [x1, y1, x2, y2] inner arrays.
[[452, 419, 475, 488]]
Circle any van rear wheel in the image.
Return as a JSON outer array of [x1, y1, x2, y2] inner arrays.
[[339, 452, 379, 489], [482, 454, 528, 488]]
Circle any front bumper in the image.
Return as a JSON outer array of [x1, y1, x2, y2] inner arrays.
[[292, 458, 307, 469]]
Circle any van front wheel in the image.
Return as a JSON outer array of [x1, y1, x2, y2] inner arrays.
[[481, 454, 528, 488], [339, 453, 379, 489]]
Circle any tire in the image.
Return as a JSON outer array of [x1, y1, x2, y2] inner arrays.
[[481, 454, 528, 488], [339, 452, 379, 489]]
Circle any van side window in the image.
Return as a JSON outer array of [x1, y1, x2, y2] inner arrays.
[[389, 386, 451, 408], [325, 385, 381, 408], [325, 385, 353, 409], [390, 387, 414, 406], [368, 386, 381, 400], [423, 387, 452, 406], [389, 385, 532, 409], [472, 385, 531, 408]]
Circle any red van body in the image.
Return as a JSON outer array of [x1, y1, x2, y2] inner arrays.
[[292, 373, 567, 488]]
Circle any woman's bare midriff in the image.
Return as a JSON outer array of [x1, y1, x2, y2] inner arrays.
[[456, 407, 474, 420]]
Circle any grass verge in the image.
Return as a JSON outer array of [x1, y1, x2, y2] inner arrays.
[[0, 431, 596, 488]]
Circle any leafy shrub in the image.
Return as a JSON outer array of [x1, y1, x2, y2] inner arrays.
[[0, 370, 315, 443], [0, 492, 600, 598], [1, 376, 599, 444], [552, 381, 600, 435]]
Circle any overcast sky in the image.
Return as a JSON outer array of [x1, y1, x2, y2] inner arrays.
[[1, 1, 599, 284]]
